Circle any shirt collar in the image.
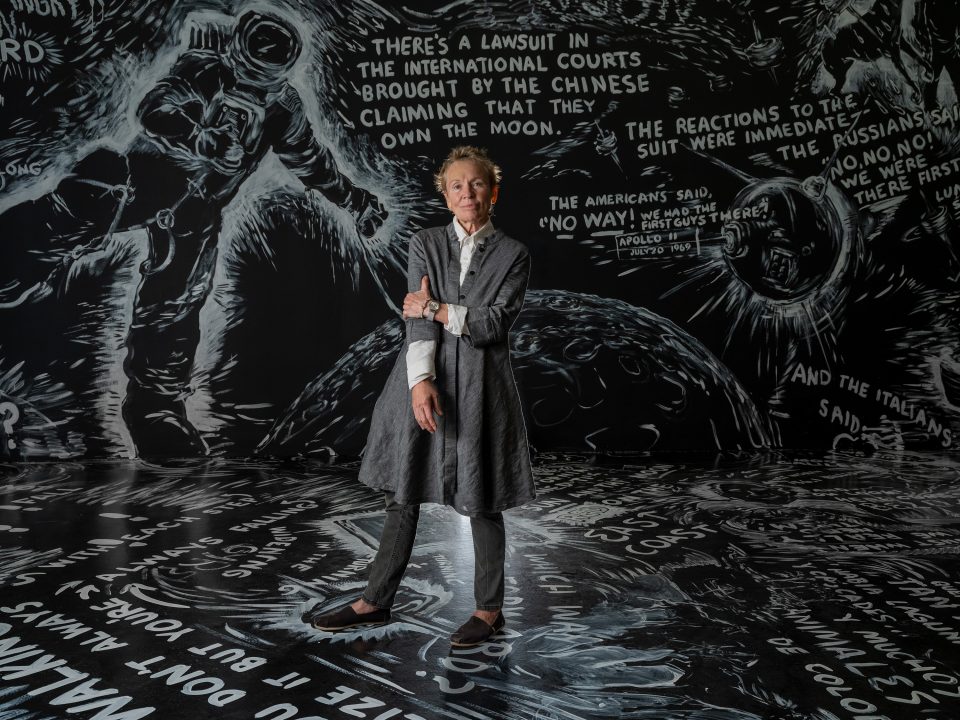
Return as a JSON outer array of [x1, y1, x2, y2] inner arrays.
[[452, 219, 495, 245]]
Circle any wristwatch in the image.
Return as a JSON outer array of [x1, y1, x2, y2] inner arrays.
[[424, 299, 441, 322]]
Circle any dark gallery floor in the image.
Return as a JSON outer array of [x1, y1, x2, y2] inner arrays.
[[1, 451, 959, 720]]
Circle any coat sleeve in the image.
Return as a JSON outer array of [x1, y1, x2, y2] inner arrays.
[[465, 247, 530, 349], [405, 233, 440, 344]]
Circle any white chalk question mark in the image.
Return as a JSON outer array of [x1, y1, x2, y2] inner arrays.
[[0, 402, 20, 450]]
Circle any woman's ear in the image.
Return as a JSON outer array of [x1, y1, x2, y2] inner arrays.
[[491, 185, 500, 205]]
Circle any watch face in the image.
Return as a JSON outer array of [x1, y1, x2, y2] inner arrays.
[[429, 300, 440, 312]]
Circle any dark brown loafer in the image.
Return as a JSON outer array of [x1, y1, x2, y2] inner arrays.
[[450, 612, 505, 647], [306, 604, 391, 632]]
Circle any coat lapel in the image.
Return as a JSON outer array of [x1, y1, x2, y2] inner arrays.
[[460, 227, 501, 295], [445, 223, 460, 300]]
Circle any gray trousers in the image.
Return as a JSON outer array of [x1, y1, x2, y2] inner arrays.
[[362, 492, 505, 611]]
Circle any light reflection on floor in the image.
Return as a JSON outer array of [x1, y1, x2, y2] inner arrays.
[[1, 451, 959, 719]]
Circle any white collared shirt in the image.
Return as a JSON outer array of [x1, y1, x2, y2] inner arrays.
[[405, 220, 492, 388]]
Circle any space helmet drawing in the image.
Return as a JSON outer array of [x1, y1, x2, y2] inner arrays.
[[229, 10, 303, 91]]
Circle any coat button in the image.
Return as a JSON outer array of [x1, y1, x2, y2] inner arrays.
[[459, 294, 465, 299], [469, 270, 476, 275]]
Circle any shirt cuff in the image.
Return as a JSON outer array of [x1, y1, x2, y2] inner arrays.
[[444, 303, 470, 336], [406, 339, 436, 389]]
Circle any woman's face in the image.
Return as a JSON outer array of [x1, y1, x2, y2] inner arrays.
[[443, 159, 499, 231]]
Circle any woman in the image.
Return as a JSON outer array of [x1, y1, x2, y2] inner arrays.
[[305, 146, 535, 647]]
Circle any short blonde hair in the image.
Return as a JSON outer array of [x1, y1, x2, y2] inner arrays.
[[433, 145, 502, 194]]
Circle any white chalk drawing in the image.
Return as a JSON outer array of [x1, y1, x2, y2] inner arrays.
[[0, 0, 957, 459], [1, 454, 960, 717]]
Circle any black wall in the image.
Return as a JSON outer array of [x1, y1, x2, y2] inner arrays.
[[1, 0, 959, 459]]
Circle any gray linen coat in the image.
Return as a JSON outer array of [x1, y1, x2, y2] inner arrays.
[[358, 223, 536, 516]]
